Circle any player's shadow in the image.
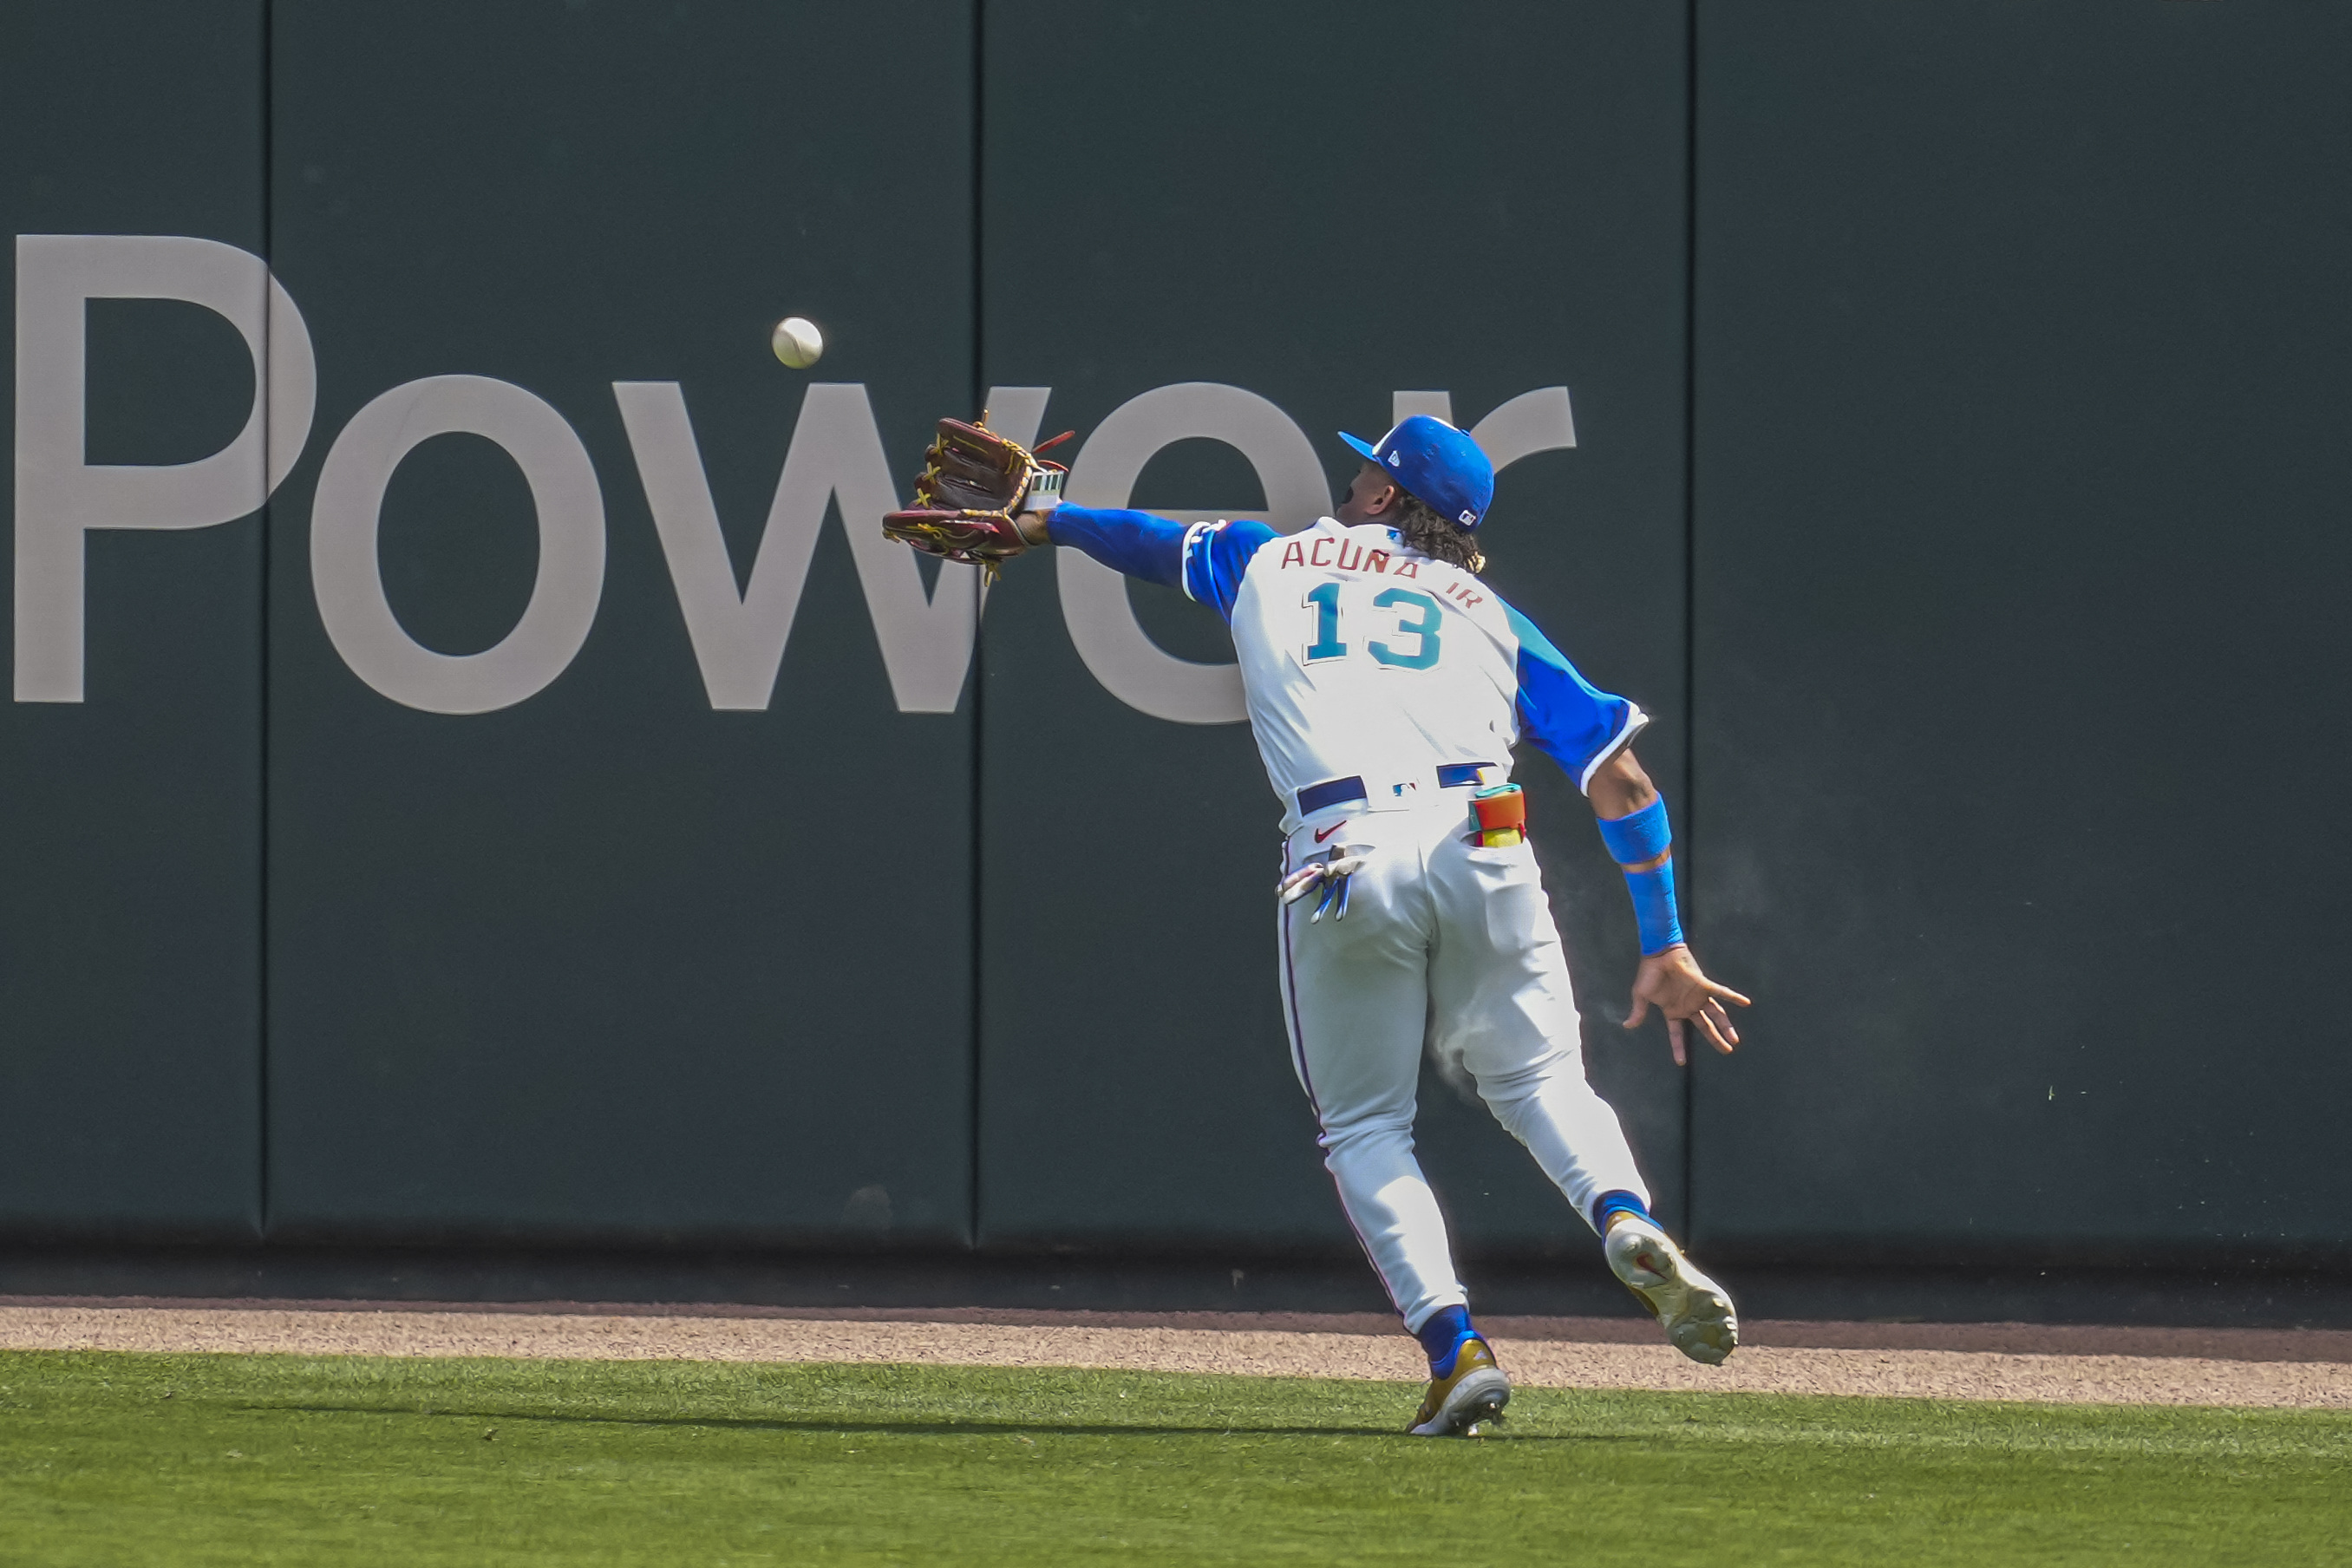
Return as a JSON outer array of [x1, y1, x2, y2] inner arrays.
[[258, 1402, 1604, 1442]]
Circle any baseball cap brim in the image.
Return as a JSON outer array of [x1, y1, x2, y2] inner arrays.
[[1338, 432, 1382, 464]]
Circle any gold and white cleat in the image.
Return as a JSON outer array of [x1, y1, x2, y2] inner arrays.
[[1407, 1336, 1511, 1437], [1606, 1218, 1739, 1366]]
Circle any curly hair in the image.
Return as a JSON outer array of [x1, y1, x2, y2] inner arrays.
[[1388, 490, 1486, 574]]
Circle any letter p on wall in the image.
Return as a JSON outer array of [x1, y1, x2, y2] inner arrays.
[[13, 234, 316, 702]]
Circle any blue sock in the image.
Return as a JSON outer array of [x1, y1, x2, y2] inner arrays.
[[1592, 1189, 1654, 1232], [1414, 1304, 1477, 1376]]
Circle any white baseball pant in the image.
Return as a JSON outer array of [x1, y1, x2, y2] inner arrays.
[[1277, 796, 1651, 1333]]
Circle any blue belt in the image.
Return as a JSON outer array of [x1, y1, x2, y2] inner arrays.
[[1297, 762, 1496, 819]]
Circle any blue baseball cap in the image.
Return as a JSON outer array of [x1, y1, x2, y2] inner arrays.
[[1338, 415, 1495, 531]]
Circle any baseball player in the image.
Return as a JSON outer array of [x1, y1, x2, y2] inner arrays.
[[885, 413, 1749, 1437]]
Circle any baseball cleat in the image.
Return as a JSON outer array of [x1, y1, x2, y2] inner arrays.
[[1406, 1336, 1511, 1437], [1606, 1218, 1739, 1366]]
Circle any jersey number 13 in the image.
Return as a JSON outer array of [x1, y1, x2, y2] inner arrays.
[[1303, 585, 1443, 670]]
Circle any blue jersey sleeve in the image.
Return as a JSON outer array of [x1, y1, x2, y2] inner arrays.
[[1044, 505, 1186, 588], [1500, 601, 1648, 794], [1179, 519, 1278, 624]]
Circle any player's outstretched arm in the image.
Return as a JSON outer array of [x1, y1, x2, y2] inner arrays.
[[1023, 506, 1277, 623], [1017, 504, 1187, 583], [1588, 747, 1751, 1067]]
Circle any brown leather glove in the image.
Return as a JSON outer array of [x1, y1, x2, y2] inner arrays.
[[881, 415, 1072, 579]]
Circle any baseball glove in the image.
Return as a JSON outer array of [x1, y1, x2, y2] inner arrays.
[[881, 415, 1074, 579]]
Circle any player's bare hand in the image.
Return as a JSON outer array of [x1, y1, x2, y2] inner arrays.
[[1624, 947, 1750, 1067]]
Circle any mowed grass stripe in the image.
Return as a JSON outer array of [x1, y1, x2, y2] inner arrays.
[[0, 1349, 2345, 1565]]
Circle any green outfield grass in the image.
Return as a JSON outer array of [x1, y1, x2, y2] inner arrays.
[[0, 1349, 2344, 1565]]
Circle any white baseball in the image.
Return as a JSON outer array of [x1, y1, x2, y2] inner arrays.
[[770, 316, 824, 369]]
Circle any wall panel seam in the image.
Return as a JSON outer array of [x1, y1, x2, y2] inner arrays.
[[256, 0, 275, 1240], [1679, 0, 1700, 1240], [967, 0, 987, 1253]]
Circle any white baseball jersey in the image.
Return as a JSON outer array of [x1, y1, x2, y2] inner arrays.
[[1178, 515, 1647, 831]]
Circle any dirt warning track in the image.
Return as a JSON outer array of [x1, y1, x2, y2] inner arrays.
[[3, 1300, 2346, 1409]]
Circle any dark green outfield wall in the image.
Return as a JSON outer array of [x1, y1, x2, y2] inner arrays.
[[261, 2, 978, 1247], [1688, 0, 2352, 1264], [2, 0, 2345, 1275], [0, 3, 265, 1238], [974, 0, 1692, 1257]]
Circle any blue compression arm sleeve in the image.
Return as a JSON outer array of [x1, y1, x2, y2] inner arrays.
[[1624, 860, 1685, 956], [1597, 798, 1682, 952], [1597, 797, 1672, 865], [1044, 505, 1186, 588]]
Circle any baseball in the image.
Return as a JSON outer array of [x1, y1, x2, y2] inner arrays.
[[769, 316, 824, 369]]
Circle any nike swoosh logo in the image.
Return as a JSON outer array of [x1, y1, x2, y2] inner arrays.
[[1314, 820, 1347, 842]]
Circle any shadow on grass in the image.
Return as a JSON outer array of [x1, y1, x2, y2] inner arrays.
[[248, 1403, 1618, 1443]]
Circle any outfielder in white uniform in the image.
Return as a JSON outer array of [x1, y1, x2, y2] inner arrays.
[[1023, 415, 1751, 1437]]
